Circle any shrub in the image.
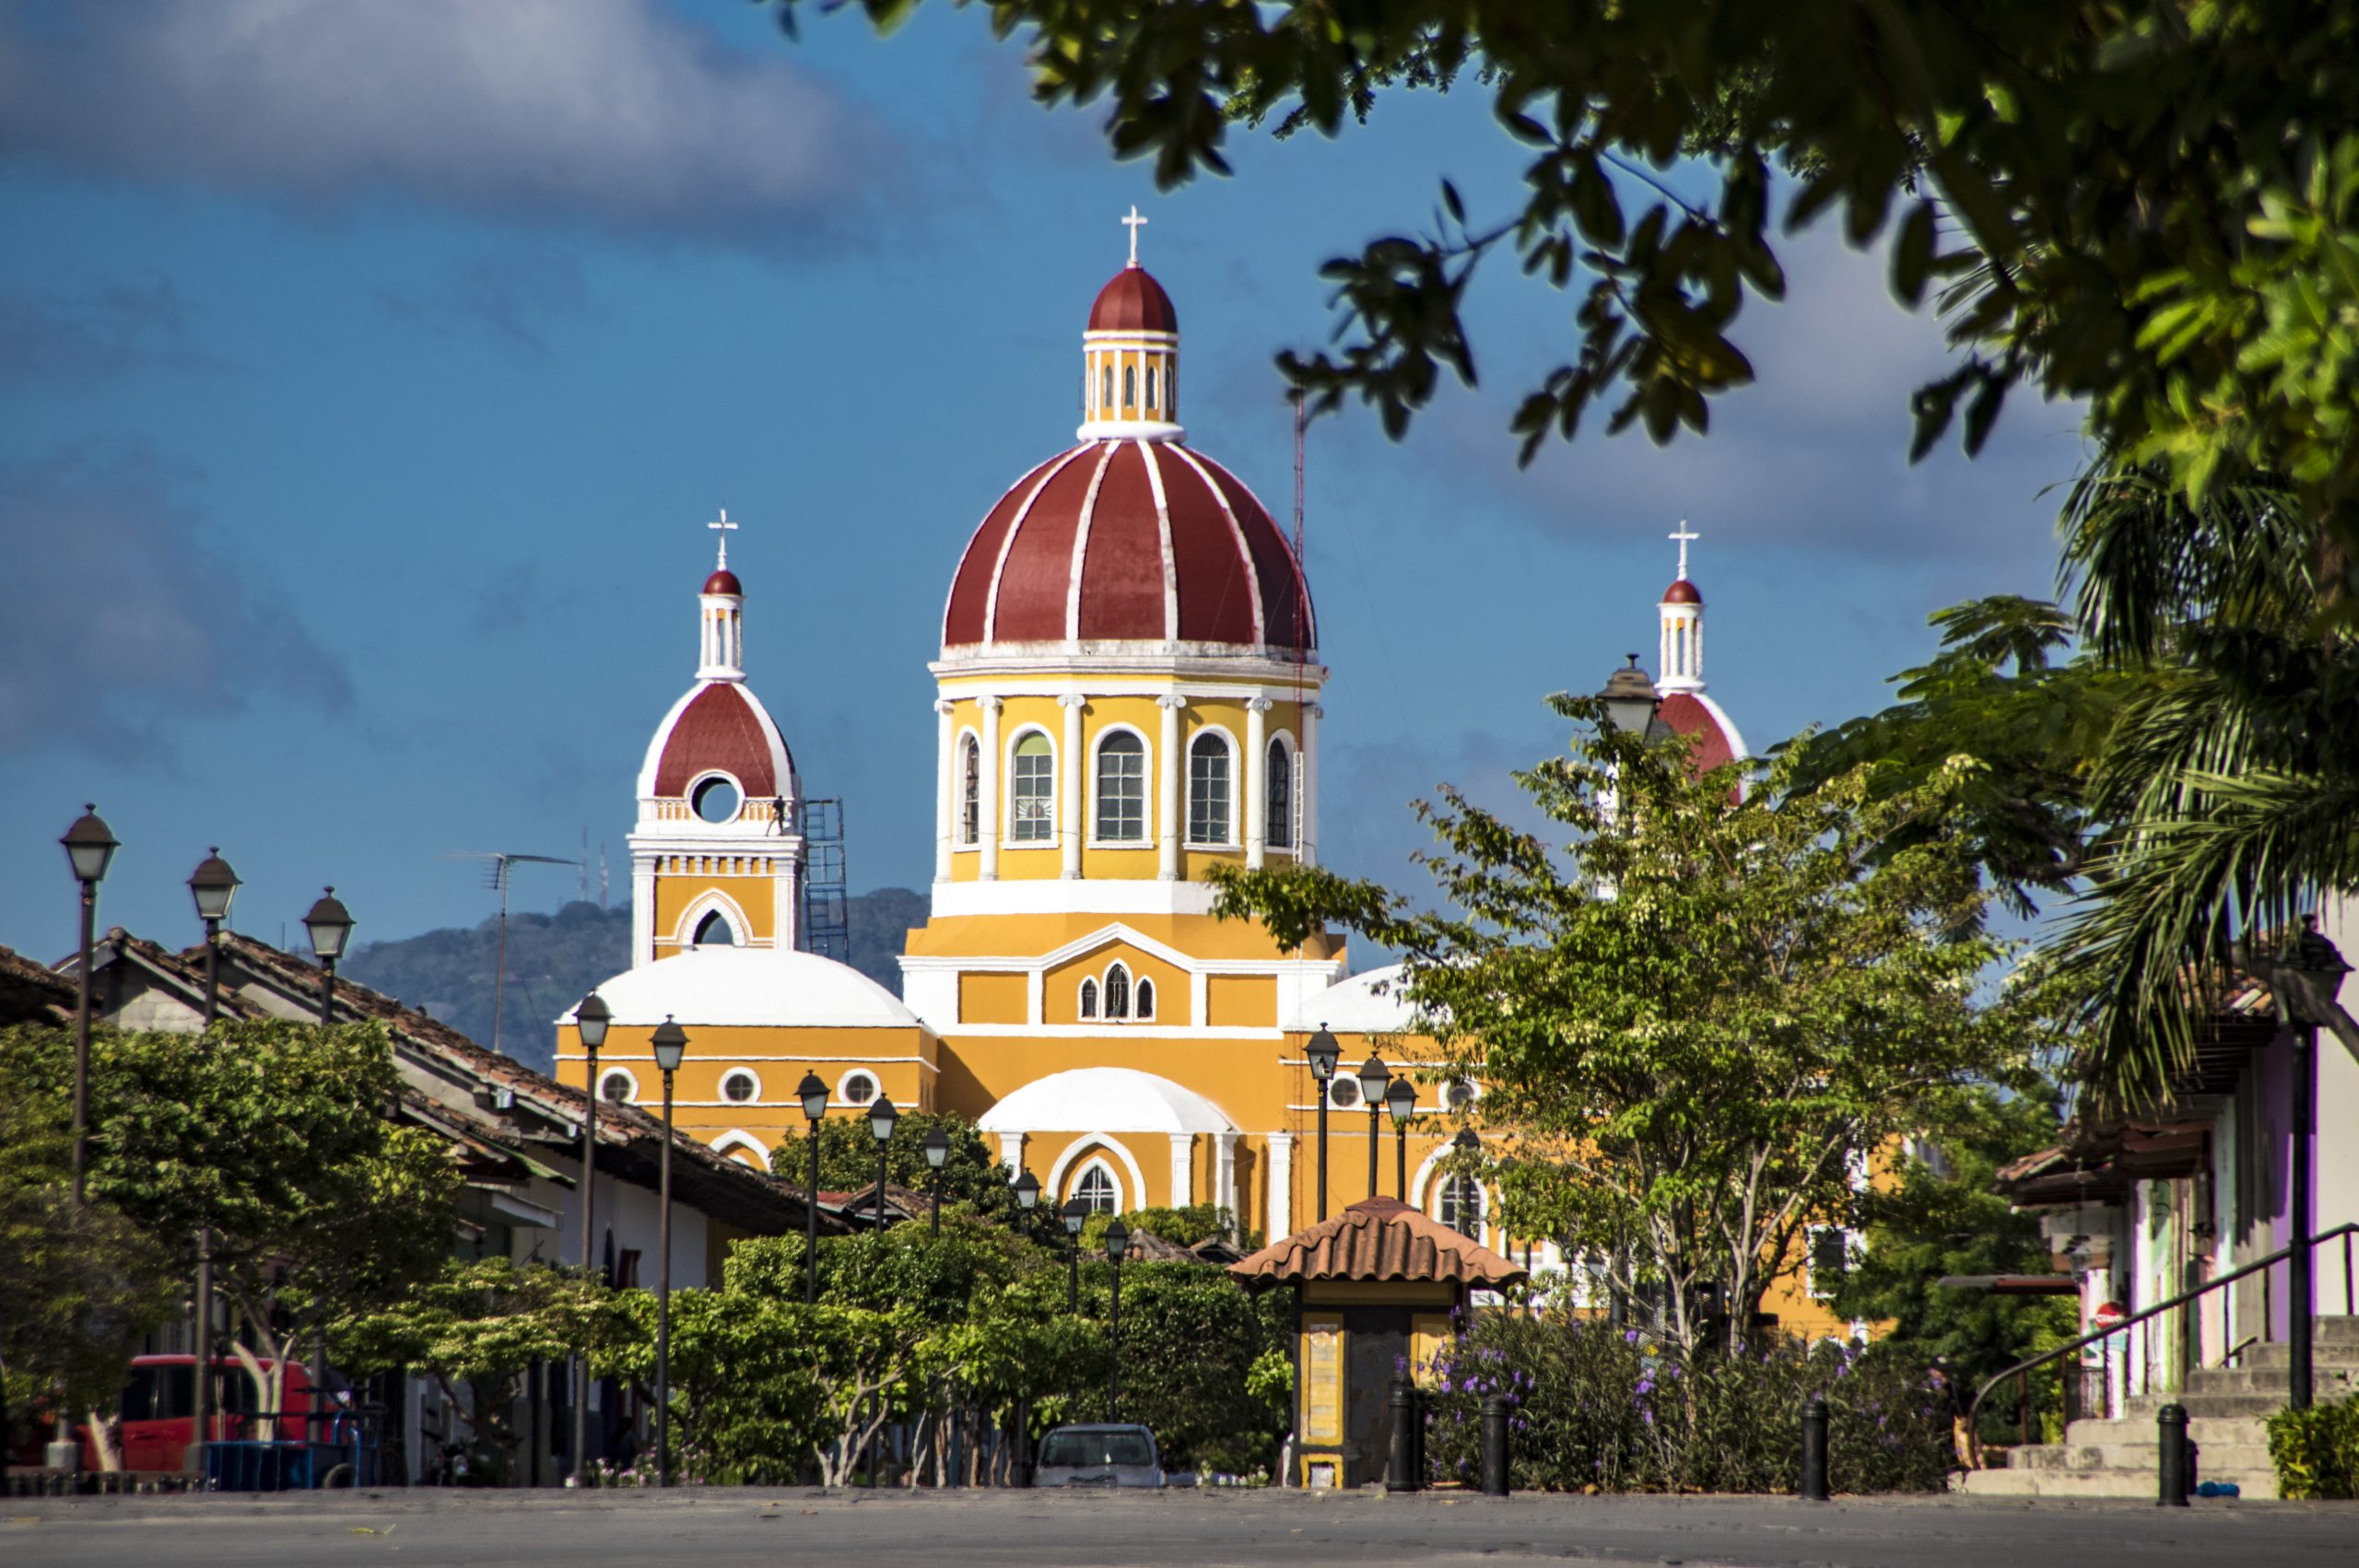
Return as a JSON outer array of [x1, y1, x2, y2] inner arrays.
[[2266, 1398, 2359, 1499], [1420, 1309, 1952, 1493]]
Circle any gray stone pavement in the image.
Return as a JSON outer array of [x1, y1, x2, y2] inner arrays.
[[4, 1485, 2353, 1568]]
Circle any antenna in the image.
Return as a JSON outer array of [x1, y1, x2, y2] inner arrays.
[[441, 851, 579, 1057]]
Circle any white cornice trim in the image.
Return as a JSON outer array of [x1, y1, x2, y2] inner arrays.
[[932, 650, 1327, 682]]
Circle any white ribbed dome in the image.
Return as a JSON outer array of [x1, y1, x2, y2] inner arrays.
[[566, 948, 919, 1030], [978, 1067, 1236, 1134], [1283, 964, 1421, 1035]]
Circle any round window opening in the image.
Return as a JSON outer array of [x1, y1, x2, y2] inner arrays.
[[722, 1071, 757, 1105], [599, 1072, 635, 1105], [1445, 1079, 1477, 1111], [692, 777, 742, 825], [841, 1072, 877, 1106], [1328, 1078, 1360, 1110]]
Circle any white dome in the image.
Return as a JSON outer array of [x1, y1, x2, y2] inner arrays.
[[978, 1067, 1236, 1135], [1282, 963, 1421, 1035], [566, 948, 921, 1030]]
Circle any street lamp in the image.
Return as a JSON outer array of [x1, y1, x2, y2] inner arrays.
[[61, 805, 117, 1206], [1062, 1198, 1087, 1313], [648, 1015, 688, 1487], [2272, 914, 2353, 1412], [1307, 1024, 1341, 1221], [1357, 1054, 1391, 1201], [187, 848, 240, 1026], [798, 1071, 828, 1305], [1595, 654, 1661, 736], [1386, 1077, 1415, 1199], [567, 990, 610, 1487], [923, 1128, 950, 1236], [868, 1094, 898, 1235], [301, 887, 354, 1026], [1105, 1218, 1131, 1420]]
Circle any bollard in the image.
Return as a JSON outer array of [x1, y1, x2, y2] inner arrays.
[[1386, 1375, 1420, 1492], [2156, 1403, 2189, 1508], [1799, 1394, 1829, 1502], [1479, 1394, 1510, 1496]]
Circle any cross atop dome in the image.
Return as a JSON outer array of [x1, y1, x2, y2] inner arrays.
[[1121, 205, 1148, 268], [1670, 520, 1697, 581], [710, 509, 737, 570]]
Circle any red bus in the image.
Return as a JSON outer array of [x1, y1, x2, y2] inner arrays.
[[15, 1354, 331, 1476]]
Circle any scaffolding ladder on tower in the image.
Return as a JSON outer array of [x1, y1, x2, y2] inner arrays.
[[799, 798, 851, 965]]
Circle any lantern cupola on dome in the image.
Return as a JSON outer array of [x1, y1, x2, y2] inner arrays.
[[1078, 206, 1183, 442]]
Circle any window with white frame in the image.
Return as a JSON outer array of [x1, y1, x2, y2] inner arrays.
[[959, 734, 981, 846], [839, 1071, 877, 1106], [1074, 1162, 1119, 1213], [1011, 731, 1054, 841], [721, 1069, 759, 1105], [1078, 977, 1099, 1019], [693, 909, 736, 947], [598, 1069, 638, 1105], [1266, 736, 1293, 848], [1134, 977, 1156, 1020], [1095, 731, 1146, 841], [1439, 1175, 1484, 1240], [1103, 963, 1132, 1020], [1188, 731, 1232, 845], [1807, 1226, 1854, 1299]]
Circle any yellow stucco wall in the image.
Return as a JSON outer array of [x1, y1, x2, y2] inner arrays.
[[650, 872, 777, 954]]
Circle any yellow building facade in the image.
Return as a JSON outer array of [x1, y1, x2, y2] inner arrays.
[[555, 242, 1857, 1340]]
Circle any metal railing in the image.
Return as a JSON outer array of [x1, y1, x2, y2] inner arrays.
[[1967, 1222, 2359, 1445]]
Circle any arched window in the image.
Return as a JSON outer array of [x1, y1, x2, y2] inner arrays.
[[1074, 1162, 1119, 1213], [1078, 977, 1099, 1019], [598, 1069, 637, 1105], [1102, 364, 1113, 411], [1095, 731, 1146, 842], [959, 734, 980, 846], [1266, 737, 1294, 849], [1123, 365, 1136, 407], [693, 910, 736, 947], [1011, 731, 1054, 841], [1188, 732, 1232, 845], [1439, 1176, 1484, 1240], [1133, 977, 1156, 1020], [1104, 963, 1132, 1021], [1145, 366, 1157, 409]]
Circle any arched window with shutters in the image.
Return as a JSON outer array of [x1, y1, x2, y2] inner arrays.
[[1266, 735, 1294, 849], [1094, 731, 1147, 842], [959, 733, 981, 846], [1010, 731, 1054, 841], [1188, 731, 1233, 846], [1104, 962, 1132, 1021]]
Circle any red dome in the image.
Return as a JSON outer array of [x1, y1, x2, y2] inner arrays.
[[1088, 266, 1178, 333], [703, 568, 743, 596], [944, 439, 1313, 652], [1661, 578, 1702, 605], [651, 683, 790, 797]]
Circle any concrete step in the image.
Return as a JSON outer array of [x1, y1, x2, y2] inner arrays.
[[2185, 1363, 2359, 1397], [2063, 1415, 2265, 1446], [1960, 1465, 2280, 1500], [2123, 1389, 2294, 1419], [2015, 1441, 2273, 1473], [2239, 1337, 2359, 1369]]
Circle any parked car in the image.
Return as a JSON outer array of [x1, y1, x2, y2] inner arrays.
[[1032, 1423, 1165, 1488]]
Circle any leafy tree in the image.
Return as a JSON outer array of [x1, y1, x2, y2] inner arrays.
[[771, 1109, 1019, 1224], [768, 1, 2359, 548], [1830, 1085, 2078, 1441], [1214, 700, 2036, 1349]]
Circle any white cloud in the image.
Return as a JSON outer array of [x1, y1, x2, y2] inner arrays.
[[0, 0, 891, 243]]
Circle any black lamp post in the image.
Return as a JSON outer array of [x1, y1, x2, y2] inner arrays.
[[922, 1128, 950, 1236], [61, 805, 116, 1206], [1062, 1198, 1087, 1313], [2273, 916, 2353, 1412], [301, 887, 354, 1026], [1356, 1054, 1391, 1202], [1596, 654, 1662, 736], [1385, 1077, 1415, 1199], [868, 1094, 898, 1234], [798, 1071, 828, 1305], [569, 990, 610, 1487], [1013, 1168, 1041, 1241], [187, 848, 240, 1026], [1307, 1024, 1341, 1221], [1105, 1218, 1130, 1420], [649, 1015, 688, 1487]]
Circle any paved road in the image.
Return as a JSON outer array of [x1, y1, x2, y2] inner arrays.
[[5, 1486, 2353, 1568]]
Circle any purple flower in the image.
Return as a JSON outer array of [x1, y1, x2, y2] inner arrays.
[[1635, 1379, 1654, 1397], [1625, 1330, 1640, 1345]]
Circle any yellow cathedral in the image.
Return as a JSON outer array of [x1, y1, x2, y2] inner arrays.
[[553, 231, 1850, 1335]]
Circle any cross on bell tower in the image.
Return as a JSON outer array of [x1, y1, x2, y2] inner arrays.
[[1121, 205, 1148, 268], [710, 508, 738, 570]]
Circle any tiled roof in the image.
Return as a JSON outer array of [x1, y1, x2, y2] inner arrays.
[[1228, 1197, 1527, 1288]]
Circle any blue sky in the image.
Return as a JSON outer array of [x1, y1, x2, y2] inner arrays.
[[0, 0, 2088, 965]]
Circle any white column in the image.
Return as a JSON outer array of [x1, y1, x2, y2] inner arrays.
[[934, 698, 956, 882], [1215, 1132, 1239, 1228], [630, 852, 656, 965], [1266, 1131, 1294, 1241], [1300, 701, 1321, 869], [1168, 1133, 1195, 1208], [1244, 697, 1272, 870], [1157, 695, 1187, 880], [978, 696, 1003, 882], [997, 1131, 1026, 1176], [1060, 694, 1086, 879]]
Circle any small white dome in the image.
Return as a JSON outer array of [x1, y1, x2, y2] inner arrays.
[[1283, 963, 1421, 1035], [566, 948, 921, 1030], [979, 1067, 1236, 1135]]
